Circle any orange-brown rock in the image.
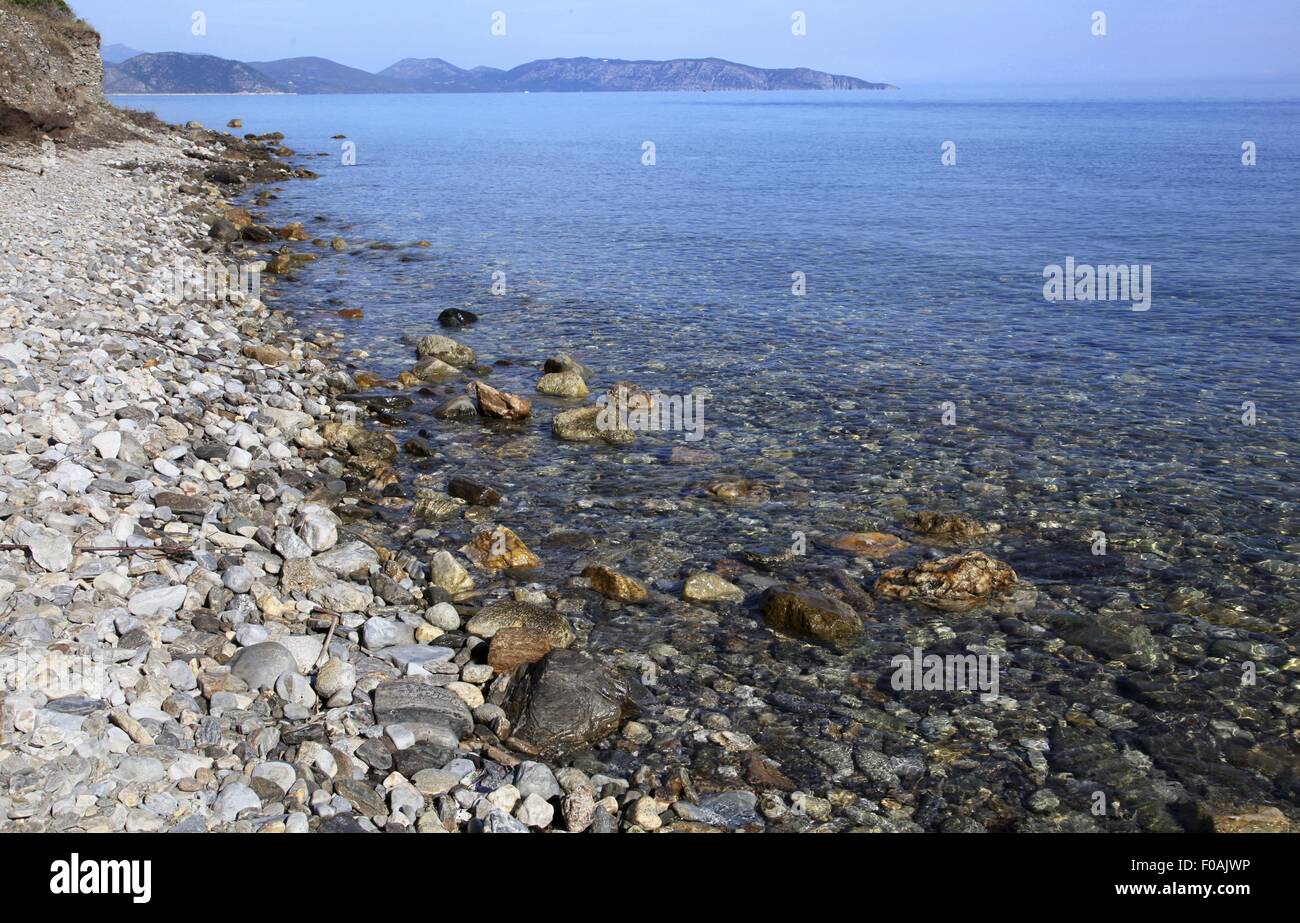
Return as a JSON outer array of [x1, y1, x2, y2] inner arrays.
[[471, 381, 532, 421], [827, 532, 909, 558], [488, 626, 553, 673], [278, 222, 310, 241], [582, 564, 647, 603], [241, 344, 290, 366], [874, 551, 1016, 612], [462, 526, 541, 571]]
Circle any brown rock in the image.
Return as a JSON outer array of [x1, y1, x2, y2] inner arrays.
[[448, 477, 500, 506], [874, 551, 1017, 611], [911, 511, 1001, 543], [222, 206, 253, 228], [827, 532, 909, 558], [707, 478, 772, 503], [278, 222, 310, 241], [761, 586, 863, 642], [471, 381, 532, 421], [488, 626, 553, 673], [745, 754, 796, 792], [241, 344, 289, 366], [583, 564, 647, 603], [462, 526, 541, 571]]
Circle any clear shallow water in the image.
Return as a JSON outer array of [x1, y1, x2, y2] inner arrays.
[[114, 91, 1300, 824]]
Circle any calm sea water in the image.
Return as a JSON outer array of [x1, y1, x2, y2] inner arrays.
[[114, 89, 1300, 631], [106, 89, 1300, 817]]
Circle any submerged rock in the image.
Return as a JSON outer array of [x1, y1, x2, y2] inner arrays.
[[761, 586, 864, 642], [536, 370, 589, 399], [582, 564, 647, 603], [910, 511, 1001, 543], [683, 572, 745, 604], [874, 551, 1017, 611], [707, 478, 772, 503], [552, 405, 635, 445], [826, 532, 909, 558]]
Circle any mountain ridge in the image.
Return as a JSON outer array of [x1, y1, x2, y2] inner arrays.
[[104, 51, 896, 94]]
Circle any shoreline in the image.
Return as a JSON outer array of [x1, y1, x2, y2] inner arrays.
[[0, 119, 664, 833]]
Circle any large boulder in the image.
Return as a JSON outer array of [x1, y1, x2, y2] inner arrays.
[[471, 381, 531, 421], [551, 405, 635, 445], [874, 551, 1017, 611], [761, 586, 863, 642], [503, 650, 638, 757], [416, 334, 475, 368], [465, 600, 574, 648]]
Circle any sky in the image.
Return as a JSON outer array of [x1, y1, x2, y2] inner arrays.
[[72, 0, 1300, 88]]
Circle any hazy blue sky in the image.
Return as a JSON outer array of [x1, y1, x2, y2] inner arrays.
[[75, 0, 1300, 87]]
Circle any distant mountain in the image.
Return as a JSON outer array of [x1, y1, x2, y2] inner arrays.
[[103, 53, 283, 94], [104, 52, 895, 95], [101, 43, 143, 64], [378, 57, 478, 90], [499, 57, 889, 92], [246, 56, 404, 94]]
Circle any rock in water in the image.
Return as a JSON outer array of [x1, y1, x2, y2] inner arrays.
[[503, 650, 637, 757], [826, 532, 909, 558], [416, 334, 475, 368], [874, 551, 1017, 611], [551, 405, 635, 445], [910, 511, 1001, 543], [448, 476, 501, 506], [372, 678, 474, 739], [470, 381, 532, 420], [461, 526, 541, 571], [467, 600, 574, 648], [536, 370, 589, 399], [543, 354, 591, 381], [761, 586, 863, 642], [438, 308, 478, 328], [582, 564, 647, 603], [682, 572, 745, 603]]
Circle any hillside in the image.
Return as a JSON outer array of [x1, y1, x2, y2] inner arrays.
[[0, 0, 112, 139], [100, 50, 895, 95], [103, 52, 283, 94]]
